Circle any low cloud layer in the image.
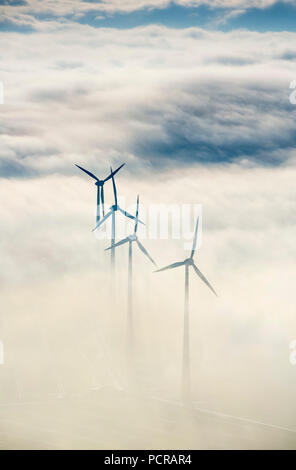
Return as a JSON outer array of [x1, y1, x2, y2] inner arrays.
[[1, 163, 296, 442]]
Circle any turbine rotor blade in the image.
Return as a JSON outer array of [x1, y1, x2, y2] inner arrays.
[[110, 166, 118, 206], [96, 185, 101, 224], [92, 210, 112, 232], [136, 240, 156, 266], [192, 264, 217, 297], [134, 195, 139, 235], [190, 217, 199, 259], [154, 261, 185, 273], [118, 207, 145, 225], [105, 237, 129, 251], [103, 163, 125, 183], [101, 185, 105, 217], [75, 164, 99, 182]]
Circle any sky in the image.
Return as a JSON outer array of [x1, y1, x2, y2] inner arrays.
[[1, 0, 296, 449], [1, 1, 296, 177]]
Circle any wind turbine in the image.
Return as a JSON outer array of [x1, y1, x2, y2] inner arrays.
[[93, 169, 144, 269], [155, 217, 217, 402], [75, 163, 125, 224], [105, 195, 156, 379]]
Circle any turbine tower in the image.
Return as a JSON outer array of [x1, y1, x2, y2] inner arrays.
[[155, 217, 217, 402], [105, 196, 156, 380], [93, 170, 144, 269], [75, 163, 125, 224]]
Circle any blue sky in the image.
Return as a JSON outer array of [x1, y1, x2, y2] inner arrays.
[[1, 1, 296, 33], [75, 2, 296, 32]]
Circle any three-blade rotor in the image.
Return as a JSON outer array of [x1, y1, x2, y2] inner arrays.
[[155, 217, 217, 296], [75, 163, 125, 223], [105, 195, 156, 266], [92, 192, 144, 232], [75, 163, 125, 185]]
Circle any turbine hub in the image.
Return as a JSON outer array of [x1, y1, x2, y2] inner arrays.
[[128, 234, 137, 242], [95, 181, 103, 186], [185, 258, 194, 265]]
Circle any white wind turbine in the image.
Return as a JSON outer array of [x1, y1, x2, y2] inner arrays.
[[75, 163, 125, 225], [93, 168, 144, 269], [105, 196, 156, 380], [155, 217, 217, 401]]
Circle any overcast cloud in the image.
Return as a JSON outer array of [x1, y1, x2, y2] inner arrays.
[[1, 25, 296, 178], [1, 1, 296, 448]]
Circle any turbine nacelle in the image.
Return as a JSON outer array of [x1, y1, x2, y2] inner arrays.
[[128, 234, 137, 242], [75, 162, 125, 225], [184, 258, 194, 266], [155, 217, 217, 297], [104, 196, 157, 267]]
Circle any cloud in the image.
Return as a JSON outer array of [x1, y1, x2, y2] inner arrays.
[[0, 0, 294, 25], [0, 24, 296, 178], [1, 162, 296, 437], [1, 17, 296, 443], [1, 0, 292, 14]]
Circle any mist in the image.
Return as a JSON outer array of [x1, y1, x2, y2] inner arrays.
[[0, 163, 296, 449]]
